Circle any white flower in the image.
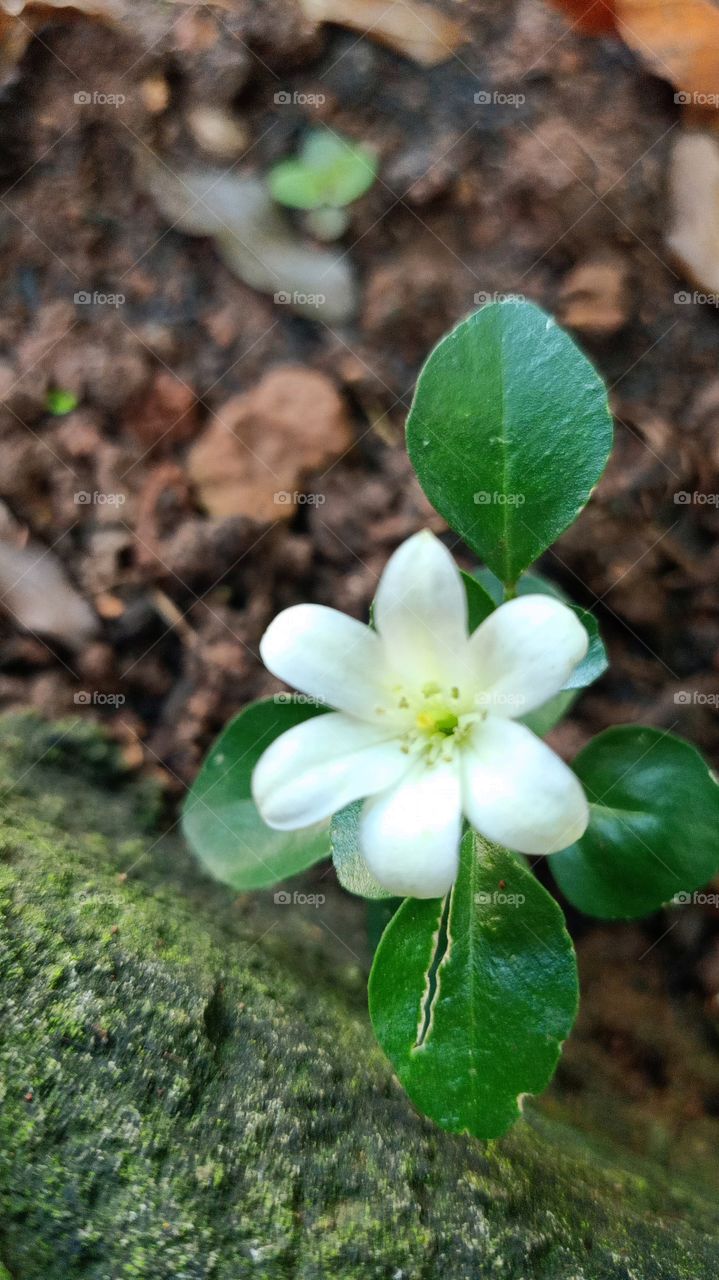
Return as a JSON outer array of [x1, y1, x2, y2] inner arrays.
[[252, 530, 590, 898]]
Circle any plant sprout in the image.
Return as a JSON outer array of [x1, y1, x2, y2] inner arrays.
[[268, 129, 377, 240], [184, 300, 719, 1140], [45, 388, 79, 416]]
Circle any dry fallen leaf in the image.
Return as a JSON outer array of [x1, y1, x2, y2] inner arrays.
[[0, 0, 118, 67], [666, 131, 719, 293], [0, 539, 98, 649], [0, 0, 119, 18], [300, 0, 465, 67], [187, 366, 354, 522], [557, 254, 630, 336], [615, 0, 719, 98]]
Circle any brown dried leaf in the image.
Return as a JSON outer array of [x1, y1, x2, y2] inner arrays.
[[0, 1, 116, 72], [0, 0, 119, 18], [187, 366, 354, 521], [557, 255, 631, 336], [299, 0, 465, 67], [0, 539, 98, 649]]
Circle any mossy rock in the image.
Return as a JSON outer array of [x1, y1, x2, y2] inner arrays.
[[0, 714, 717, 1278]]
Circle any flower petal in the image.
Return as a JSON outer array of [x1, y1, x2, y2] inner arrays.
[[373, 530, 468, 686], [468, 594, 588, 718], [252, 712, 409, 830], [461, 716, 588, 854], [359, 759, 462, 898], [260, 604, 392, 720]]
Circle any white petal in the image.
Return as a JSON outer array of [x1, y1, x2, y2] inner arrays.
[[252, 712, 409, 830], [373, 530, 468, 686], [360, 760, 462, 898], [461, 717, 588, 854], [468, 594, 588, 718], [260, 604, 392, 720]]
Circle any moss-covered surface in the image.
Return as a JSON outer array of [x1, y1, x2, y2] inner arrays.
[[0, 714, 717, 1279]]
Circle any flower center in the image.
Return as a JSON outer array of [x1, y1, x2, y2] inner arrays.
[[415, 707, 459, 737], [380, 680, 485, 765]]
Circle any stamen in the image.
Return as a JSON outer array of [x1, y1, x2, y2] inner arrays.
[[421, 681, 442, 698]]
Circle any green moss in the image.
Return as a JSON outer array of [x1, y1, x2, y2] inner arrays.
[[0, 713, 717, 1278]]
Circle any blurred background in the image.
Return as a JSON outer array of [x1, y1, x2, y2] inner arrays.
[[1, 0, 719, 1199]]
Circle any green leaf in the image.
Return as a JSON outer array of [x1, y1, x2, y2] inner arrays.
[[406, 301, 613, 587], [330, 800, 393, 899], [551, 726, 719, 919], [269, 130, 377, 210], [460, 569, 496, 631], [182, 698, 330, 890], [521, 690, 577, 739], [561, 607, 606, 690], [368, 832, 578, 1139]]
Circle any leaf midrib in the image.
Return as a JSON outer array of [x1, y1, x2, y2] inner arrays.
[[495, 308, 512, 587]]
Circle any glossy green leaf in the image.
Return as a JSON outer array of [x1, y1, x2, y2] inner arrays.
[[330, 800, 392, 899], [460, 569, 496, 631], [182, 698, 329, 890], [406, 302, 613, 587], [368, 832, 578, 1139], [552, 726, 719, 919]]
